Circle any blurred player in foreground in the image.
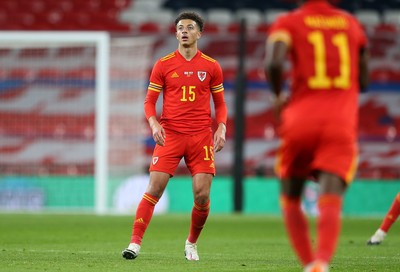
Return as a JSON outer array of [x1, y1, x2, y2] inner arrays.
[[265, 0, 369, 271], [122, 11, 227, 261], [368, 192, 400, 245]]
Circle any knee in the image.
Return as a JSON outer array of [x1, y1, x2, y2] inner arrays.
[[280, 177, 306, 198], [318, 172, 346, 195], [194, 191, 210, 205], [146, 183, 166, 199]]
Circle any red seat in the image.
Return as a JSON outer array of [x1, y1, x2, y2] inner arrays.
[[256, 23, 270, 34], [65, 67, 95, 79], [44, 0, 74, 12], [0, 0, 19, 12], [101, 0, 131, 10], [227, 22, 241, 33], [247, 68, 265, 81], [373, 23, 398, 34], [8, 68, 35, 79], [138, 22, 161, 33], [37, 68, 64, 79], [222, 68, 237, 81], [23, 0, 47, 14], [371, 68, 398, 83], [168, 23, 177, 34], [56, 47, 86, 57], [18, 48, 49, 58], [90, 13, 131, 32], [0, 49, 12, 57], [203, 23, 221, 34]]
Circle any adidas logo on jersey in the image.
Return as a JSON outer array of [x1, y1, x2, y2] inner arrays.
[[171, 72, 179, 78], [135, 218, 144, 224]]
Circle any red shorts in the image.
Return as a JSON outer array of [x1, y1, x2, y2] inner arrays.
[[275, 123, 358, 183], [149, 129, 215, 176]]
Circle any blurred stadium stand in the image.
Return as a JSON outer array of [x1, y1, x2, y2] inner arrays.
[[0, 0, 400, 178], [0, 0, 398, 32]]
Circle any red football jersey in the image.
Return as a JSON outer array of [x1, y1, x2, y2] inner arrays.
[[268, 0, 367, 132], [145, 50, 225, 134]]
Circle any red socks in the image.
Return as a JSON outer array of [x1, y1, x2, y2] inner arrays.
[[130, 193, 159, 245], [281, 195, 314, 266], [187, 201, 210, 244], [130, 195, 210, 245], [281, 194, 342, 265], [315, 194, 342, 263], [380, 193, 400, 233]]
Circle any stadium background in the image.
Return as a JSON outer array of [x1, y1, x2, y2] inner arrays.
[[0, 0, 399, 215]]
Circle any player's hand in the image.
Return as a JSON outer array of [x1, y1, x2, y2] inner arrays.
[[214, 123, 226, 153], [148, 117, 166, 146], [152, 123, 166, 146], [272, 93, 288, 122]]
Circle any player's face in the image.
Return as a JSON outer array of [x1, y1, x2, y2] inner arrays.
[[176, 19, 201, 47]]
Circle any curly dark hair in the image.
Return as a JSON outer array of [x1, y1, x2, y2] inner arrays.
[[174, 11, 204, 32]]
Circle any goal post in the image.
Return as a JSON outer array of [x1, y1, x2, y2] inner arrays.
[[0, 32, 154, 214]]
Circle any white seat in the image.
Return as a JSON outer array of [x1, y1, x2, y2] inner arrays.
[[130, 0, 166, 12], [148, 9, 175, 25], [119, 8, 174, 26], [355, 10, 381, 27], [264, 9, 287, 25], [235, 9, 263, 26], [382, 10, 400, 26], [207, 8, 234, 25], [119, 10, 150, 24]]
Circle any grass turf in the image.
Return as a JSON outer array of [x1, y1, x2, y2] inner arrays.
[[0, 213, 399, 271]]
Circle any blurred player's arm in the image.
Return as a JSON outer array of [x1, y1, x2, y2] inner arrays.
[[265, 30, 290, 120], [144, 88, 166, 146], [212, 90, 227, 152], [359, 47, 369, 93]]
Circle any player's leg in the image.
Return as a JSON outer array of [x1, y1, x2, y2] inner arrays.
[[280, 177, 314, 267], [184, 173, 213, 260], [123, 130, 184, 260], [377, 192, 400, 233], [188, 173, 212, 243], [131, 171, 170, 244], [275, 126, 317, 267], [122, 171, 170, 259], [184, 131, 214, 260], [313, 171, 346, 267], [307, 123, 355, 270], [368, 192, 400, 245]]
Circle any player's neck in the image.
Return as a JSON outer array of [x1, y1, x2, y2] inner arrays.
[[178, 46, 198, 61]]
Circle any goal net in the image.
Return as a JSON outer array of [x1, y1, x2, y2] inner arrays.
[[0, 32, 154, 214]]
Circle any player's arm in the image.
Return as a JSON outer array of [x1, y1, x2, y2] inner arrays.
[[265, 40, 287, 97], [211, 89, 227, 153], [265, 30, 290, 120], [359, 47, 369, 93], [144, 82, 166, 146]]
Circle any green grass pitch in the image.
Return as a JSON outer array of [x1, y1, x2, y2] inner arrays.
[[0, 213, 398, 271]]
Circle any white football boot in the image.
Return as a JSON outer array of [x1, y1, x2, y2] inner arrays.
[[367, 229, 386, 245], [122, 243, 141, 260], [184, 240, 200, 261]]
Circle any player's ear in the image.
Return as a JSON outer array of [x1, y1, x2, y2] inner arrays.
[[197, 31, 202, 40]]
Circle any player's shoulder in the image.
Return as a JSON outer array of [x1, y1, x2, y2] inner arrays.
[[200, 52, 217, 63], [272, 10, 292, 24], [331, 7, 355, 20], [269, 9, 299, 29], [330, 7, 364, 30], [159, 51, 177, 62]]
